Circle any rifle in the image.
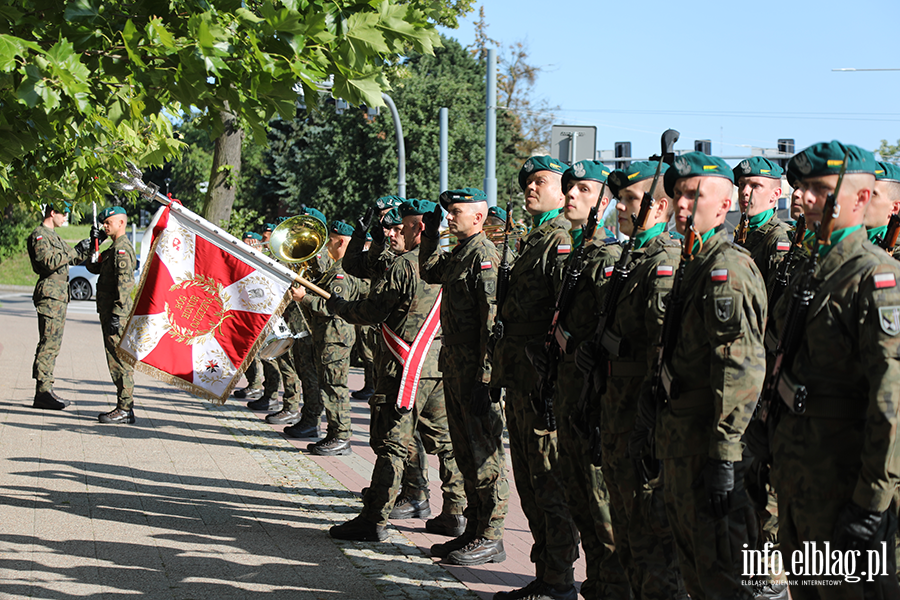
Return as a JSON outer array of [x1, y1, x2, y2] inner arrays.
[[768, 214, 807, 310], [535, 180, 608, 432], [880, 213, 900, 256], [735, 190, 753, 244], [572, 128, 679, 442], [816, 149, 850, 247], [90, 201, 101, 264], [491, 199, 513, 343]]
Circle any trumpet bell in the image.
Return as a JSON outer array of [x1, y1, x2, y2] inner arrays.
[[269, 215, 328, 264]]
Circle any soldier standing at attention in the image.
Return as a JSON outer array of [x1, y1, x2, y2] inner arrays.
[[290, 221, 362, 456], [325, 199, 461, 542], [732, 157, 792, 289], [527, 160, 632, 600], [493, 156, 581, 600], [770, 142, 900, 597], [419, 188, 510, 565], [648, 152, 768, 599], [84, 206, 138, 424], [866, 161, 900, 253], [27, 201, 91, 410]]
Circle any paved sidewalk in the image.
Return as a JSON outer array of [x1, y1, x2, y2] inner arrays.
[[0, 290, 586, 599]]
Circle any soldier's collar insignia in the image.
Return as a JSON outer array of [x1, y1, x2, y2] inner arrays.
[[878, 306, 900, 336]]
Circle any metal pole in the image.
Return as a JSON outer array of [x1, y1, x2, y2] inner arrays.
[[484, 49, 497, 208], [439, 107, 449, 194], [382, 92, 406, 197]]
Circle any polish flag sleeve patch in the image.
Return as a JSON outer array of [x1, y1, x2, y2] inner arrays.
[[480, 261, 493, 270], [776, 242, 791, 251], [557, 244, 571, 255], [603, 266, 614, 278], [657, 265, 674, 277], [711, 269, 728, 283], [874, 273, 897, 289]]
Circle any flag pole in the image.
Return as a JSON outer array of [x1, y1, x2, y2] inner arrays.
[[115, 163, 331, 299]]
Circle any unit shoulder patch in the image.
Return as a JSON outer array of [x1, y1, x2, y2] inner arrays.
[[715, 296, 735, 322], [879, 306, 900, 336]]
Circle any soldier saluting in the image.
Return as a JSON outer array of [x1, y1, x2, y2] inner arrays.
[[27, 201, 92, 410]]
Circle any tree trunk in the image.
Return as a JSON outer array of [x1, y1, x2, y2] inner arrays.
[[203, 106, 243, 225]]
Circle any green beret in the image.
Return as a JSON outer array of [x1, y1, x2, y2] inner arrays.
[[607, 161, 667, 198], [264, 223, 275, 232], [375, 195, 405, 210], [302, 207, 327, 224], [786, 161, 802, 190], [439, 187, 486, 211], [518, 155, 566, 190], [561, 160, 612, 193], [381, 207, 402, 227], [733, 156, 784, 182], [663, 152, 734, 197], [98, 205, 127, 222], [875, 161, 900, 183], [330, 220, 354, 237], [243, 231, 262, 241], [398, 198, 438, 218], [787, 141, 877, 181], [488, 206, 507, 222]]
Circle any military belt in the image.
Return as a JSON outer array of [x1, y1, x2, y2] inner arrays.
[[45, 272, 67, 282], [778, 369, 865, 419], [607, 360, 645, 378], [504, 320, 549, 337], [443, 330, 479, 346]]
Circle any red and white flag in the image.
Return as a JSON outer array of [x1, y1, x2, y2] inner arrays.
[[118, 205, 291, 403]]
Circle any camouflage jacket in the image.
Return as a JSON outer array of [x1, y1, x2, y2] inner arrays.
[[737, 213, 792, 290], [597, 232, 681, 435], [419, 230, 500, 383], [300, 257, 362, 352], [492, 211, 570, 390], [656, 229, 767, 462], [27, 224, 86, 308], [86, 234, 136, 318], [772, 227, 900, 512], [344, 234, 395, 281], [333, 245, 442, 384]]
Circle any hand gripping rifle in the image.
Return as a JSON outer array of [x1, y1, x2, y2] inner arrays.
[[572, 128, 679, 443], [879, 213, 900, 256], [491, 200, 514, 344], [768, 213, 807, 310], [535, 181, 608, 432], [90, 201, 101, 264], [735, 190, 753, 244]]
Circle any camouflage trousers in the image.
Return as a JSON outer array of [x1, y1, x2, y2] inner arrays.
[[353, 325, 377, 389], [244, 354, 281, 400], [773, 415, 900, 599], [401, 432, 428, 501], [362, 378, 464, 526], [601, 431, 686, 600], [505, 387, 579, 586], [443, 375, 508, 536], [33, 300, 67, 393], [663, 453, 756, 600], [315, 341, 352, 440], [276, 336, 321, 425], [100, 313, 134, 410]]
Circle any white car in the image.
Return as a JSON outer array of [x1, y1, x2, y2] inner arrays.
[[68, 260, 141, 301]]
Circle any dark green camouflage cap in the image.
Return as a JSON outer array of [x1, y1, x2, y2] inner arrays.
[[242, 231, 262, 241], [98, 205, 127, 222], [733, 156, 784, 182], [608, 161, 668, 198], [375, 195, 405, 210], [561, 160, 612, 193], [398, 198, 437, 217], [787, 141, 877, 180], [302, 207, 327, 224], [381, 207, 402, 227], [518, 155, 566, 190], [439, 187, 486, 211], [663, 151, 734, 197], [330, 220, 354, 237], [488, 205, 507, 221], [875, 161, 900, 183]]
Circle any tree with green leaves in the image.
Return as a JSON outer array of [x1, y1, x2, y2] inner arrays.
[[877, 139, 900, 163], [0, 0, 447, 216], [256, 36, 525, 223]]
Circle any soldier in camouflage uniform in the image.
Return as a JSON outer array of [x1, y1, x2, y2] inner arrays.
[[642, 152, 768, 599], [420, 188, 511, 566], [84, 206, 138, 424], [867, 161, 900, 256], [27, 201, 91, 409], [525, 161, 632, 600], [492, 156, 581, 599], [571, 162, 687, 599], [767, 142, 900, 597], [733, 157, 792, 289], [326, 199, 463, 542], [291, 221, 363, 455]]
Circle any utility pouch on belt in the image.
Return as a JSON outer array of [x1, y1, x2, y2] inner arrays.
[[777, 369, 808, 415]]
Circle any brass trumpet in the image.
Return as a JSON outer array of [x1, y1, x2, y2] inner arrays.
[[438, 222, 528, 246], [267, 215, 329, 285]]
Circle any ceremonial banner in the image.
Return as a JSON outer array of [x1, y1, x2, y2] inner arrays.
[[118, 205, 291, 403]]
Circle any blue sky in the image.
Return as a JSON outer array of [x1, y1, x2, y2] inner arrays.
[[438, 0, 900, 163]]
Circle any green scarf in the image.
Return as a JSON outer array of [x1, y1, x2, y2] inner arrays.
[[570, 226, 584, 249], [532, 207, 563, 228], [818, 225, 863, 258], [867, 225, 888, 245], [633, 222, 666, 250], [748, 208, 774, 230]]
